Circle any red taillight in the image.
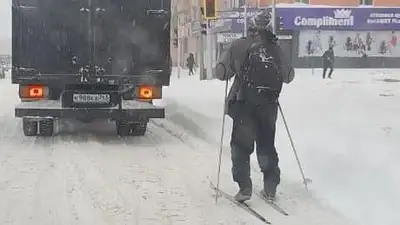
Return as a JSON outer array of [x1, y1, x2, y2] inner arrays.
[[29, 86, 44, 98], [137, 86, 162, 100], [139, 86, 153, 99], [19, 85, 48, 99]]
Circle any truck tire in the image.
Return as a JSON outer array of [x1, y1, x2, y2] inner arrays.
[[22, 118, 38, 136], [38, 119, 54, 136], [131, 122, 148, 136], [116, 120, 131, 136]]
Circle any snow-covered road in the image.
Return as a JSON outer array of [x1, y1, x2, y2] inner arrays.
[[0, 73, 357, 224], [0, 76, 264, 225]]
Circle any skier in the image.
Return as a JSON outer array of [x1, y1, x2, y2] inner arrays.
[[322, 47, 334, 79], [215, 10, 295, 202], [186, 53, 196, 76]]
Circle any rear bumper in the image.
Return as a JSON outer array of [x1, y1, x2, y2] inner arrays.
[[15, 100, 164, 120]]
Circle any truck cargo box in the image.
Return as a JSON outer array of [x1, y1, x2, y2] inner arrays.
[[12, 0, 172, 86]]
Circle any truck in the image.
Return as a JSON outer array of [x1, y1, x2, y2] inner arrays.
[[12, 0, 172, 137]]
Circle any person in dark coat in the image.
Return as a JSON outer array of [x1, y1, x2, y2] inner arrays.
[[322, 47, 334, 79], [0, 61, 6, 79], [214, 10, 295, 202], [186, 53, 195, 76]]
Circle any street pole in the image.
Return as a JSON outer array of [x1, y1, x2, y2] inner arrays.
[[198, 0, 205, 80], [206, 20, 212, 80], [271, 0, 276, 34], [312, 52, 315, 76], [244, 4, 247, 37], [199, 30, 205, 80], [177, 15, 181, 78]]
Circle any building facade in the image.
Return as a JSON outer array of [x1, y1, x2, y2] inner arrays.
[[249, 0, 399, 6], [279, 6, 400, 68], [171, 0, 400, 68], [171, 0, 238, 68]]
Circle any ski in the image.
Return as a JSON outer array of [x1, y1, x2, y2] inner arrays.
[[255, 191, 289, 216], [210, 182, 271, 224]]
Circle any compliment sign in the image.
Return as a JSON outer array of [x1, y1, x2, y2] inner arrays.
[[279, 7, 400, 30], [293, 9, 355, 28]]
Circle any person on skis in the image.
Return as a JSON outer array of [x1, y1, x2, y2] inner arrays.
[[322, 47, 334, 79], [215, 10, 295, 202]]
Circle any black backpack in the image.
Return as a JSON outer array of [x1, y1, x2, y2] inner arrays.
[[241, 41, 283, 105]]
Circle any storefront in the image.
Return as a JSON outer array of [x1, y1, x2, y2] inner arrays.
[[213, 6, 400, 68], [277, 7, 400, 68], [215, 7, 260, 57]]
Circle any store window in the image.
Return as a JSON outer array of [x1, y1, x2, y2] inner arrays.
[[296, 0, 309, 3], [360, 0, 373, 5]]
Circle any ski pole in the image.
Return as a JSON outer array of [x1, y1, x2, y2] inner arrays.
[[215, 77, 229, 204], [277, 102, 310, 192]]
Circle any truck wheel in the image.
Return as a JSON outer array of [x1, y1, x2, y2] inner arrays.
[[116, 120, 131, 136], [38, 119, 54, 136], [22, 118, 38, 136], [131, 122, 148, 136]]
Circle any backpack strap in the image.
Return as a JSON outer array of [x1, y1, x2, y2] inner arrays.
[[241, 40, 263, 84], [241, 41, 261, 75], [231, 39, 259, 101]]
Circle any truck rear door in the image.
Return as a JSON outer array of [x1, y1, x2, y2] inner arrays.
[[12, 0, 171, 85]]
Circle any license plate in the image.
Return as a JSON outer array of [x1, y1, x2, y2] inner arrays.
[[73, 94, 110, 104]]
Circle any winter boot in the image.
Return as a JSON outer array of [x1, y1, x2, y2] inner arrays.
[[261, 181, 278, 201], [262, 167, 280, 201], [234, 181, 252, 202]]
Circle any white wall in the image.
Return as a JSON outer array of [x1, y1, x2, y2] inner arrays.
[[0, 0, 11, 55]]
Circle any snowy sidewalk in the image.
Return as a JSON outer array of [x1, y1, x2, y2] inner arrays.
[[159, 68, 400, 225]]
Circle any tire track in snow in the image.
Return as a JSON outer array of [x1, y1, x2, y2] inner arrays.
[[61, 121, 259, 225], [0, 81, 45, 225], [45, 121, 135, 224], [81, 127, 192, 225], [64, 144, 131, 225], [0, 131, 75, 224], [82, 122, 194, 224], [36, 122, 180, 225], [29, 135, 77, 225]]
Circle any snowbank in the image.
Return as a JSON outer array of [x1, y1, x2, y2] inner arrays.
[[158, 68, 400, 225]]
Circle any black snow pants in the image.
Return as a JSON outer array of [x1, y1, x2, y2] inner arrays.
[[230, 101, 281, 190], [323, 63, 334, 79]]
